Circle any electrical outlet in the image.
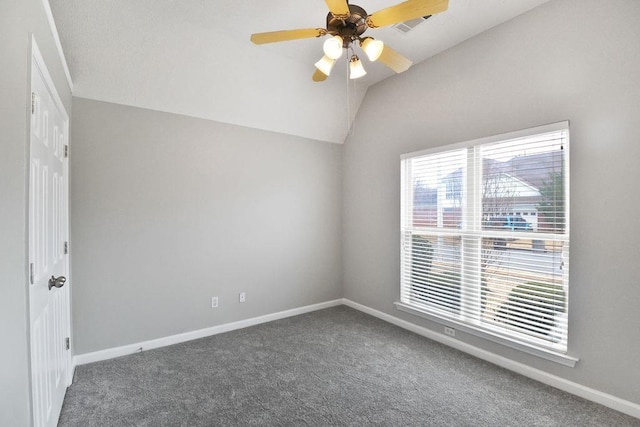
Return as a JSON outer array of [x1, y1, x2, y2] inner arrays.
[[211, 297, 219, 308], [239, 292, 246, 303], [444, 326, 456, 337]]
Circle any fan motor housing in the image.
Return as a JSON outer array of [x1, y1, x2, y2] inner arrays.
[[326, 4, 368, 46]]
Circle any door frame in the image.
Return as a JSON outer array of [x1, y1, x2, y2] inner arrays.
[[28, 35, 72, 424]]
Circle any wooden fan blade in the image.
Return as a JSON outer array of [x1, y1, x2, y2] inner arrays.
[[378, 45, 413, 73], [366, 0, 448, 28], [312, 69, 328, 82], [325, 0, 350, 18], [250, 28, 325, 45]]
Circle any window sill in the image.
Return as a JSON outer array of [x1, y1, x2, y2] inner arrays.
[[394, 301, 579, 367]]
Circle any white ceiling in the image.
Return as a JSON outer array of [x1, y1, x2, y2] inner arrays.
[[50, 0, 550, 144]]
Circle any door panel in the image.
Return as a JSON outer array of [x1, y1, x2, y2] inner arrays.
[[29, 40, 71, 427]]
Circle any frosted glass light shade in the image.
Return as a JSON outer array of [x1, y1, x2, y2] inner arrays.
[[315, 55, 336, 76], [323, 35, 344, 60], [361, 38, 384, 62], [349, 55, 366, 79]]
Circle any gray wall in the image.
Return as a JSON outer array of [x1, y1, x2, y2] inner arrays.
[[71, 98, 343, 354], [343, 0, 640, 405], [0, 0, 72, 425]]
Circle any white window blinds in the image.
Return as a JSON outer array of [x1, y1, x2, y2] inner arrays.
[[400, 123, 569, 353]]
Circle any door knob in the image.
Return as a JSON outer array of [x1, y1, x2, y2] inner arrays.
[[48, 275, 66, 290]]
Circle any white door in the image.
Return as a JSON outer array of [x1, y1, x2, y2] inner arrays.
[[29, 39, 72, 427]]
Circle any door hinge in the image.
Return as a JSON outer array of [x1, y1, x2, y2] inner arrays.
[[65, 337, 70, 350], [64, 145, 68, 158], [64, 241, 69, 254], [31, 92, 35, 114], [29, 263, 35, 285]]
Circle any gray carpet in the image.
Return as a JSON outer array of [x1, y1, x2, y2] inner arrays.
[[59, 306, 640, 426]]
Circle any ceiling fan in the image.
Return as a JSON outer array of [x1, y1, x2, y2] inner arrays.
[[250, 0, 449, 82]]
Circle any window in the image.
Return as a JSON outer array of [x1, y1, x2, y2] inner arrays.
[[400, 122, 569, 355]]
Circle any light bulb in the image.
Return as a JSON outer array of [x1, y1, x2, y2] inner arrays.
[[323, 35, 344, 60], [361, 38, 384, 62], [315, 55, 336, 76], [349, 55, 367, 79]]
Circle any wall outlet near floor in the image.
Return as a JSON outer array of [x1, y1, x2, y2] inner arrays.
[[239, 292, 246, 303], [211, 296, 219, 308], [444, 326, 456, 337]]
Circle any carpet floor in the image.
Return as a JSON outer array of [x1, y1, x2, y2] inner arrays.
[[59, 306, 640, 426]]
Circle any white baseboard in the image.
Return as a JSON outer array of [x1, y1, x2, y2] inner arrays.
[[73, 299, 343, 366], [342, 298, 640, 420], [72, 297, 639, 420]]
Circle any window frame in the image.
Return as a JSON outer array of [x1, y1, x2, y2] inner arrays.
[[397, 122, 577, 366]]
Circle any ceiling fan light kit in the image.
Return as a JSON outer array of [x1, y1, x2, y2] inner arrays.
[[250, 0, 449, 82], [323, 35, 345, 59], [315, 55, 337, 76], [360, 37, 384, 62], [349, 55, 367, 79]]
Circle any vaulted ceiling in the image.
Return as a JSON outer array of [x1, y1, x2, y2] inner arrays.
[[50, 0, 549, 143]]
